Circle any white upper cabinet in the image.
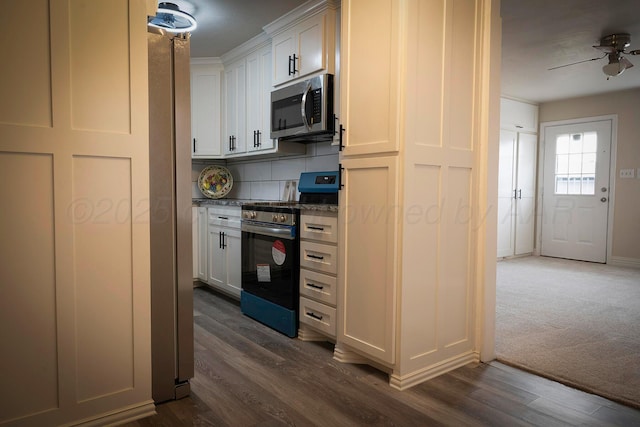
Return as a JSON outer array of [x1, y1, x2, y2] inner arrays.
[[223, 59, 247, 156], [245, 44, 275, 152], [500, 98, 539, 133], [265, 0, 337, 87], [191, 60, 223, 158]]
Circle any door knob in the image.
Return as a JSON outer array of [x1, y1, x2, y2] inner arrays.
[[601, 197, 607, 202], [601, 187, 607, 192]]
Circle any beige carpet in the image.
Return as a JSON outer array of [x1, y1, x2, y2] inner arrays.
[[496, 256, 640, 409]]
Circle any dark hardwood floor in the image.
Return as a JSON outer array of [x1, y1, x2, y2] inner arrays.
[[125, 287, 640, 426]]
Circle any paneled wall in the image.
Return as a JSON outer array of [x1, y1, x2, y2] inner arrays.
[[0, 1, 154, 425]]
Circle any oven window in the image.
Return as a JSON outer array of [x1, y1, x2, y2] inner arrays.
[[241, 231, 299, 309]]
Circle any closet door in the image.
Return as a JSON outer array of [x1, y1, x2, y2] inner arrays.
[[497, 130, 516, 257], [514, 132, 537, 255]]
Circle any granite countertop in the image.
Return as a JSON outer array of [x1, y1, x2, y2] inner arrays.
[[193, 198, 338, 213]]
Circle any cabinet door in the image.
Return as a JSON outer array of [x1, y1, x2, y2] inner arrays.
[[191, 63, 222, 157], [208, 223, 225, 287], [297, 13, 325, 78], [514, 132, 537, 255], [192, 207, 198, 279], [338, 155, 398, 364], [340, 0, 401, 156], [223, 227, 242, 297], [497, 130, 516, 258], [223, 61, 246, 156], [272, 30, 296, 86], [246, 45, 275, 153], [197, 207, 208, 280], [500, 98, 538, 133]]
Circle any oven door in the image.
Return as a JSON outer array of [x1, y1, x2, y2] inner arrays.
[[241, 221, 299, 310]]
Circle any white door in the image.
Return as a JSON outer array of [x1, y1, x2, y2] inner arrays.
[[541, 120, 612, 262], [497, 130, 517, 257]]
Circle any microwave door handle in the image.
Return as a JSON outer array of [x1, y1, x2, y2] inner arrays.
[[300, 82, 312, 131]]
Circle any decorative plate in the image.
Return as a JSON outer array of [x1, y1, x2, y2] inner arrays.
[[198, 165, 233, 199]]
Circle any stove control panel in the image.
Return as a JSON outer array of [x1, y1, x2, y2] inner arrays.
[[242, 210, 296, 226]]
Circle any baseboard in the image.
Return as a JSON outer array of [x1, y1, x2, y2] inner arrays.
[[389, 352, 479, 391], [73, 401, 156, 426], [609, 256, 640, 268]]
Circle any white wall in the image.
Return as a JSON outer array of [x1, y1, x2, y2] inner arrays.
[[192, 141, 340, 200]]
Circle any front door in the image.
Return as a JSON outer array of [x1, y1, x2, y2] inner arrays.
[[541, 119, 612, 263]]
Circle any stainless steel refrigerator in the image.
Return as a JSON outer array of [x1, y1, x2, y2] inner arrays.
[[148, 28, 194, 403]]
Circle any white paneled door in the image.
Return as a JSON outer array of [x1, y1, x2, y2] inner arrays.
[[541, 120, 612, 263]]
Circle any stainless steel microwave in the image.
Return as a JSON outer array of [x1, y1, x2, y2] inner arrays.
[[270, 74, 334, 141]]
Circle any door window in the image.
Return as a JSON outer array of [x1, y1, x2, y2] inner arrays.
[[554, 132, 597, 195]]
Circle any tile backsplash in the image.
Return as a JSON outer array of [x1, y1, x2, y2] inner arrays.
[[192, 141, 339, 200]]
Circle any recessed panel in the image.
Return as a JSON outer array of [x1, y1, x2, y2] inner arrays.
[[403, 164, 440, 356], [441, 166, 472, 346], [576, 206, 595, 245], [70, 0, 131, 133], [445, 0, 476, 151], [72, 156, 134, 401], [346, 0, 392, 147], [344, 166, 391, 349], [413, 0, 445, 148], [0, 153, 58, 421], [0, 1, 52, 127]]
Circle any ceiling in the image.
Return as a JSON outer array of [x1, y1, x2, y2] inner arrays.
[[501, 0, 640, 103], [160, 0, 640, 104]]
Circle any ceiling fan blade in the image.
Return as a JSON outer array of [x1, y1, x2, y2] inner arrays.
[[548, 54, 607, 70], [620, 56, 634, 69], [625, 49, 640, 55], [593, 45, 617, 54]]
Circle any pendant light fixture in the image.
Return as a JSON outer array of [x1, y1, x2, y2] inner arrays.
[[148, 2, 197, 34]]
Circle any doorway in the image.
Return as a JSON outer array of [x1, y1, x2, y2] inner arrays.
[[539, 117, 616, 263]]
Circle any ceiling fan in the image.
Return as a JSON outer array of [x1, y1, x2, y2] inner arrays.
[[549, 33, 640, 78]]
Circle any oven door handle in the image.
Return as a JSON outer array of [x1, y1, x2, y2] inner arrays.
[[242, 223, 295, 240]]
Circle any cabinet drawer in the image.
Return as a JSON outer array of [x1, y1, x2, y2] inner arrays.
[[208, 206, 241, 228], [300, 213, 338, 243], [299, 296, 336, 337], [299, 268, 336, 306], [300, 241, 337, 274]]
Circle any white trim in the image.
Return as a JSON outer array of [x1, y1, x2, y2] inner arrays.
[[70, 402, 156, 427], [609, 256, 640, 269], [389, 352, 479, 391], [537, 114, 618, 263]]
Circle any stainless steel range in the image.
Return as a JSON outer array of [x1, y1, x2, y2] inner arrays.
[[240, 171, 339, 337]]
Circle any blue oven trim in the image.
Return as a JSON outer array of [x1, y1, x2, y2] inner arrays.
[[240, 291, 297, 338]]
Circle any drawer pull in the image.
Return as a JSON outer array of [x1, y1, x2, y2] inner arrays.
[[307, 283, 324, 290], [218, 216, 229, 220], [307, 254, 324, 260], [306, 311, 323, 321], [307, 226, 325, 231]]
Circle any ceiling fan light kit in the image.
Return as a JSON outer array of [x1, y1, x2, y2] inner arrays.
[[550, 32, 639, 78], [148, 2, 198, 34]]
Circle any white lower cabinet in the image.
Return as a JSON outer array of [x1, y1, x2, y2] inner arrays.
[[204, 206, 242, 299], [298, 211, 338, 341]]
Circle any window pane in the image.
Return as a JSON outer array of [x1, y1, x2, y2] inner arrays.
[[556, 135, 570, 154], [556, 154, 569, 173], [582, 153, 596, 174], [582, 175, 595, 195], [569, 134, 582, 153], [555, 175, 568, 194], [569, 153, 582, 174], [568, 175, 581, 194], [583, 132, 597, 152]]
